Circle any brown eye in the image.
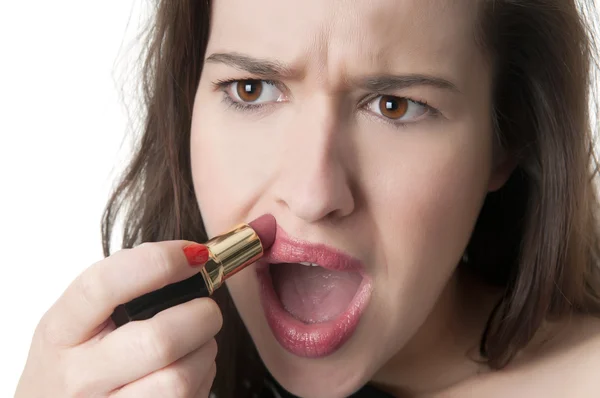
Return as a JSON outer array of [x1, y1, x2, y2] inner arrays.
[[236, 80, 263, 102], [378, 96, 408, 119]]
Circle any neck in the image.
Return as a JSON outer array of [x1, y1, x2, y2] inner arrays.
[[371, 268, 503, 397]]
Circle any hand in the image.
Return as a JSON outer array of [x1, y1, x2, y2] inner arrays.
[[15, 241, 221, 398]]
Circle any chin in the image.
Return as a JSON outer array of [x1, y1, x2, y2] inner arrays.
[[259, 343, 377, 398], [226, 278, 381, 397], [229, 277, 383, 398]]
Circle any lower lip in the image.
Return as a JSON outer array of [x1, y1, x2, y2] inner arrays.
[[256, 262, 372, 358]]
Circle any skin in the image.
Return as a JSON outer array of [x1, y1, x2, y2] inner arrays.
[[191, 0, 600, 397], [14, 1, 600, 397], [191, 0, 509, 396], [16, 241, 221, 398]]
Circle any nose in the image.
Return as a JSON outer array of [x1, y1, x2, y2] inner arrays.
[[271, 97, 356, 223]]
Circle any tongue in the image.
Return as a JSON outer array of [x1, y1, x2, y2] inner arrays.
[[270, 263, 362, 324]]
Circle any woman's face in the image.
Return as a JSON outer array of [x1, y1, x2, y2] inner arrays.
[[191, 0, 504, 395]]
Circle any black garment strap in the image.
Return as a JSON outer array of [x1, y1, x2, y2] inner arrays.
[[262, 373, 395, 398], [349, 384, 395, 397]]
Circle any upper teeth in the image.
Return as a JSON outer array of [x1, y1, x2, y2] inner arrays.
[[299, 262, 320, 267]]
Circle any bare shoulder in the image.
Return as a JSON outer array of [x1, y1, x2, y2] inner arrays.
[[438, 315, 600, 398], [531, 315, 600, 395]]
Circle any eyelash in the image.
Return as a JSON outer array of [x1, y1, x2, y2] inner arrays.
[[212, 78, 440, 127], [213, 78, 278, 113], [358, 94, 439, 127]]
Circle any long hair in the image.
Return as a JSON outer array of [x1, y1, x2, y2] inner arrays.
[[101, 1, 600, 396]]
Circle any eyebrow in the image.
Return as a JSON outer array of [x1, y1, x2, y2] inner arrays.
[[206, 52, 297, 78], [356, 75, 460, 94], [206, 52, 460, 94]]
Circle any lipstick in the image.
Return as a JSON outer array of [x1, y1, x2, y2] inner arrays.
[[111, 214, 276, 327], [255, 227, 372, 357]]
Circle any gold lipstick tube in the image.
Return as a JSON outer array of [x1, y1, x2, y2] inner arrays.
[[201, 223, 263, 294], [111, 223, 264, 327]]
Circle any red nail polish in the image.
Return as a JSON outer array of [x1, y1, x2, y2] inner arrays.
[[183, 243, 209, 267]]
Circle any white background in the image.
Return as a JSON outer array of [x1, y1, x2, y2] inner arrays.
[[0, 1, 145, 395], [0, 1, 598, 396]]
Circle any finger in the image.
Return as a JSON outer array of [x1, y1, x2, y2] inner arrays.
[[109, 340, 218, 398], [195, 362, 217, 398], [43, 240, 208, 346], [87, 297, 221, 390], [88, 318, 116, 343]]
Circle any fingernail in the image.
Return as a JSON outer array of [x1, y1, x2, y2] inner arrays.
[[183, 243, 209, 267]]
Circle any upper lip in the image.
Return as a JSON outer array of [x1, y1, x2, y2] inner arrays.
[[263, 226, 365, 275]]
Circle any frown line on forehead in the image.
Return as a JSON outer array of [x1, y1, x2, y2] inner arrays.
[[205, 52, 462, 94]]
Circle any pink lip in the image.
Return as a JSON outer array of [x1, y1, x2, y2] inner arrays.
[[255, 227, 372, 358]]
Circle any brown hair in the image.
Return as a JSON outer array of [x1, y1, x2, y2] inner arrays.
[[101, 0, 600, 396]]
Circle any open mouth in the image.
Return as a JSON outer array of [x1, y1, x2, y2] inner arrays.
[[255, 228, 372, 358], [269, 262, 363, 324]]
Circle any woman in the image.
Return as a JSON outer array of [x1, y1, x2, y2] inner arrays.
[[15, 0, 600, 397]]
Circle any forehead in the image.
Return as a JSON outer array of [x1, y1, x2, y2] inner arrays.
[[207, 0, 483, 87]]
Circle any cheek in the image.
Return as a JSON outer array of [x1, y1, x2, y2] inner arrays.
[[353, 120, 493, 352], [402, 148, 488, 256], [190, 123, 237, 237], [189, 85, 276, 237], [365, 120, 493, 280], [189, 87, 269, 329]]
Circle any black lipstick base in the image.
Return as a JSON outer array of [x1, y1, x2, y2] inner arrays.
[[111, 274, 210, 327]]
